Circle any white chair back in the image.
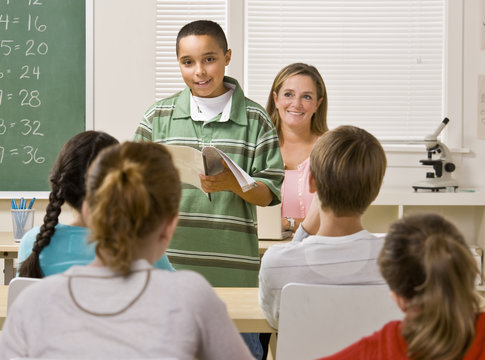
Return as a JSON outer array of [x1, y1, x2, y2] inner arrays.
[[7, 277, 41, 314], [276, 283, 403, 360]]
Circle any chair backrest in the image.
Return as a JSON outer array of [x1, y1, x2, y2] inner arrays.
[[7, 277, 41, 314], [276, 283, 404, 360]]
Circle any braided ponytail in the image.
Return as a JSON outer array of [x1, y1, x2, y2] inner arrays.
[[18, 131, 119, 278], [19, 187, 64, 278]]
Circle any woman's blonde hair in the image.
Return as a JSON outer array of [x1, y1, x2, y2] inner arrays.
[[85, 141, 181, 275], [379, 213, 480, 360], [266, 63, 328, 141]]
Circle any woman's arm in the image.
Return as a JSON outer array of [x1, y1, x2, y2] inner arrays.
[[300, 195, 321, 234]]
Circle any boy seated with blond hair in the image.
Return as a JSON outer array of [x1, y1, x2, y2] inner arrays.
[[259, 125, 387, 329]]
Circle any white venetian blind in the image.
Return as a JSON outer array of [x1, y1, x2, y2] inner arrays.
[[246, 0, 445, 142], [155, 1, 227, 101]]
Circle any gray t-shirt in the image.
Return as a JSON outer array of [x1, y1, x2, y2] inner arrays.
[[0, 259, 254, 360]]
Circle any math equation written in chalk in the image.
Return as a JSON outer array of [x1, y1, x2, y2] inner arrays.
[[0, 0, 47, 166]]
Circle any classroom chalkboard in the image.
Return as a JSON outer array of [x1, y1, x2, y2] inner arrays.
[[0, 0, 88, 192]]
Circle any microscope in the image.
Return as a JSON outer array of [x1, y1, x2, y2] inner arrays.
[[412, 118, 458, 192]]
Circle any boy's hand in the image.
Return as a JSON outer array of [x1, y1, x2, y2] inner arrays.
[[199, 160, 239, 193], [199, 159, 273, 206]]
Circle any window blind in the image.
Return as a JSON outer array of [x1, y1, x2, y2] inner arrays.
[[155, 1, 227, 101], [246, 0, 445, 142]]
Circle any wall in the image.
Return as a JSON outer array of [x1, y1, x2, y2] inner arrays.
[[461, 0, 485, 187], [0, 0, 484, 232], [384, 0, 485, 189], [93, 0, 156, 141]]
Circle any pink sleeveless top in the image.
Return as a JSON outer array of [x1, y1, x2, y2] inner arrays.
[[281, 157, 315, 218]]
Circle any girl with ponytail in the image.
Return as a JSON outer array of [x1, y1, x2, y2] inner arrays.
[[17, 131, 174, 278], [1, 141, 253, 360], [319, 213, 485, 360]]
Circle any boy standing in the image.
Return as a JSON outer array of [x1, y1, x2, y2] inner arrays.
[[259, 125, 387, 329], [134, 20, 284, 287]]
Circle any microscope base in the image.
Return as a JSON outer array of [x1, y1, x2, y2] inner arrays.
[[412, 178, 459, 192]]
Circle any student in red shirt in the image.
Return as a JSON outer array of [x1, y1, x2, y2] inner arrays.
[[319, 213, 485, 360]]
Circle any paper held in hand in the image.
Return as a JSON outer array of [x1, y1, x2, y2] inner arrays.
[[165, 145, 257, 194]]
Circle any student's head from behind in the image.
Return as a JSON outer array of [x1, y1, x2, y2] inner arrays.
[[176, 20, 231, 98], [19, 131, 119, 278], [85, 142, 181, 276], [379, 213, 480, 360], [309, 125, 386, 216], [51, 131, 119, 212], [267, 63, 328, 140]]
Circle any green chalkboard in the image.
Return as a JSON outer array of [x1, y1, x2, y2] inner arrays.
[[0, 0, 87, 192]]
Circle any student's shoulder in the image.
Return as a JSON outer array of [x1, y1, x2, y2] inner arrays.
[[144, 90, 184, 116], [11, 273, 67, 309], [241, 97, 277, 138], [225, 76, 273, 128], [18, 226, 41, 251], [242, 95, 265, 111], [226, 78, 267, 116], [356, 230, 386, 246], [155, 270, 219, 300], [261, 241, 305, 267], [152, 269, 210, 289], [266, 239, 305, 252], [152, 270, 226, 314], [243, 96, 270, 119]]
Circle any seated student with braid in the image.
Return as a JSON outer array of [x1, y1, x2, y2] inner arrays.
[[0, 141, 254, 360], [18, 131, 174, 278], [319, 213, 485, 360]]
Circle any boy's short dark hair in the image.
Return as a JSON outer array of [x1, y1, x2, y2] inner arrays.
[[310, 125, 386, 216], [176, 20, 228, 56]]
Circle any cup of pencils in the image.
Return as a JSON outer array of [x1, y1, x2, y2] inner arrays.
[[11, 198, 36, 242]]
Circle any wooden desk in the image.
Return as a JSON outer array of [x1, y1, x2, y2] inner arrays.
[[0, 235, 288, 285], [0, 285, 276, 355], [214, 287, 275, 333], [0, 233, 18, 286], [215, 287, 277, 358]]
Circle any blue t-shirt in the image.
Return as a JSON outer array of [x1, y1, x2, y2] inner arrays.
[[17, 223, 175, 276]]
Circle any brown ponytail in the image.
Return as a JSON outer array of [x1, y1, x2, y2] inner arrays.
[[379, 213, 480, 360], [19, 131, 119, 278], [85, 141, 181, 276]]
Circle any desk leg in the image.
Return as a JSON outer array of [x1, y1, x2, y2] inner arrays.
[[268, 332, 277, 360], [3, 254, 15, 285]]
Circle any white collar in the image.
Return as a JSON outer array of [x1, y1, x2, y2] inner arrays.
[[190, 82, 235, 122]]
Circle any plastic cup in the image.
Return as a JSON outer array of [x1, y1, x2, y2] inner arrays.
[[11, 209, 35, 242]]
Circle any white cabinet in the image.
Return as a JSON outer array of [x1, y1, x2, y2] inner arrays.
[[363, 188, 485, 289]]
